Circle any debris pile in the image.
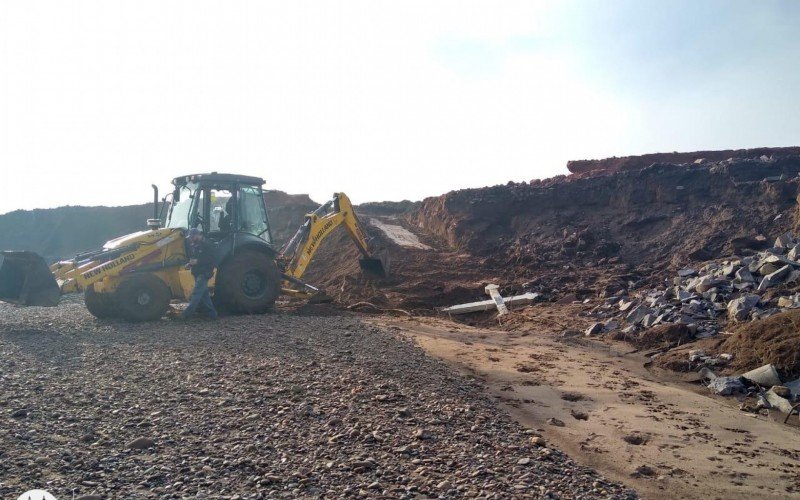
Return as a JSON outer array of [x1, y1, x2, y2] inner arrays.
[[719, 308, 800, 376], [587, 231, 800, 346], [701, 362, 800, 417]]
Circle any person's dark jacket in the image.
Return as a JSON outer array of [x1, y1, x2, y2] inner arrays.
[[188, 239, 217, 277]]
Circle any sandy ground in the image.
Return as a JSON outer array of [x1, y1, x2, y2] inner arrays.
[[370, 313, 800, 500]]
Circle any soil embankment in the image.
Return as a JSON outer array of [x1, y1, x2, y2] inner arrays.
[[306, 155, 800, 317], [567, 146, 800, 175]]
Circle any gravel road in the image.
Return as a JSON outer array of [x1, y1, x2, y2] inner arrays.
[[0, 297, 635, 499]]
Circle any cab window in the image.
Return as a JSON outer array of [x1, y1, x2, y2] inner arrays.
[[166, 183, 196, 229], [238, 186, 271, 242], [209, 189, 234, 233]]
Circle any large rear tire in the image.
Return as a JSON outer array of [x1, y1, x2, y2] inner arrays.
[[84, 284, 118, 319], [115, 274, 171, 322], [215, 250, 281, 314]]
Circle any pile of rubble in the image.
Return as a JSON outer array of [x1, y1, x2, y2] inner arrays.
[[586, 231, 800, 341], [701, 362, 800, 417]]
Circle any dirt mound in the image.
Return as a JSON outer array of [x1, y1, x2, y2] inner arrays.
[[263, 189, 315, 207], [303, 224, 488, 312], [651, 337, 726, 373], [567, 146, 800, 174], [304, 155, 800, 313], [617, 323, 693, 350], [357, 200, 420, 216], [263, 190, 318, 246], [721, 310, 800, 379], [411, 157, 800, 261]]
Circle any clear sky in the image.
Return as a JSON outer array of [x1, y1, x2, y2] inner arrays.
[[1, 0, 798, 214]]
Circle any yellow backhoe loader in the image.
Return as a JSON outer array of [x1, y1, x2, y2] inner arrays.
[[0, 172, 387, 321]]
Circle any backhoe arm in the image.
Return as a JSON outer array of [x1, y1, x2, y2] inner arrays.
[[279, 193, 386, 284]]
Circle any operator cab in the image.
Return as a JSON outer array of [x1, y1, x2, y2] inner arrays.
[[165, 172, 273, 245]]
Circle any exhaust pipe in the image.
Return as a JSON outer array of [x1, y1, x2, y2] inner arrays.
[[0, 252, 61, 306], [152, 184, 159, 220], [147, 184, 161, 230]]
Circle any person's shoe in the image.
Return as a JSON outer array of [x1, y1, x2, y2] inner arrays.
[[165, 306, 182, 317]]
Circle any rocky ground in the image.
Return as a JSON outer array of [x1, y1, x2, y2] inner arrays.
[[0, 296, 635, 499]]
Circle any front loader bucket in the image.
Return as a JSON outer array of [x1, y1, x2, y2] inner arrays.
[[0, 252, 60, 306], [359, 251, 390, 278]]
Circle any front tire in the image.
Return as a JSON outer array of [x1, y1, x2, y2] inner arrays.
[[84, 284, 118, 319], [215, 250, 281, 314], [115, 274, 171, 322]]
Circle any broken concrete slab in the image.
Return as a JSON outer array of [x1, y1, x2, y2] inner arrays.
[[764, 390, 795, 413], [777, 295, 800, 308], [674, 288, 694, 302], [708, 376, 746, 395], [585, 322, 604, 336], [484, 284, 509, 316], [368, 218, 433, 250], [774, 231, 795, 249], [741, 364, 782, 387], [789, 244, 800, 261], [762, 254, 799, 268], [618, 299, 635, 312], [626, 305, 653, 323], [727, 295, 759, 321], [695, 276, 724, 293], [758, 263, 781, 276], [758, 265, 791, 291], [734, 267, 754, 283], [641, 314, 658, 328]]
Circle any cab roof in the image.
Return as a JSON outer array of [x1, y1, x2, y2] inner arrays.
[[172, 172, 266, 186]]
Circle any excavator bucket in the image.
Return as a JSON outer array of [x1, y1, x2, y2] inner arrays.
[[0, 252, 60, 306], [359, 250, 390, 278]]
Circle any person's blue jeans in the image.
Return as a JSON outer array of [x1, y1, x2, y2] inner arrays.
[[183, 273, 218, 319]]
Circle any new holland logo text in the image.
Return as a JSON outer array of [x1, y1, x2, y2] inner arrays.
[[305, 220, 335, 256], [81, 253, 136, 279]]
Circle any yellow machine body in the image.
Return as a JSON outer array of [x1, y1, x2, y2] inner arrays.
[[0, 171, 386, 321], [52, 228, 200, 300]]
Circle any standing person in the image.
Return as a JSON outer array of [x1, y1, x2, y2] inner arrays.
[[182, 228, 219, 320]]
